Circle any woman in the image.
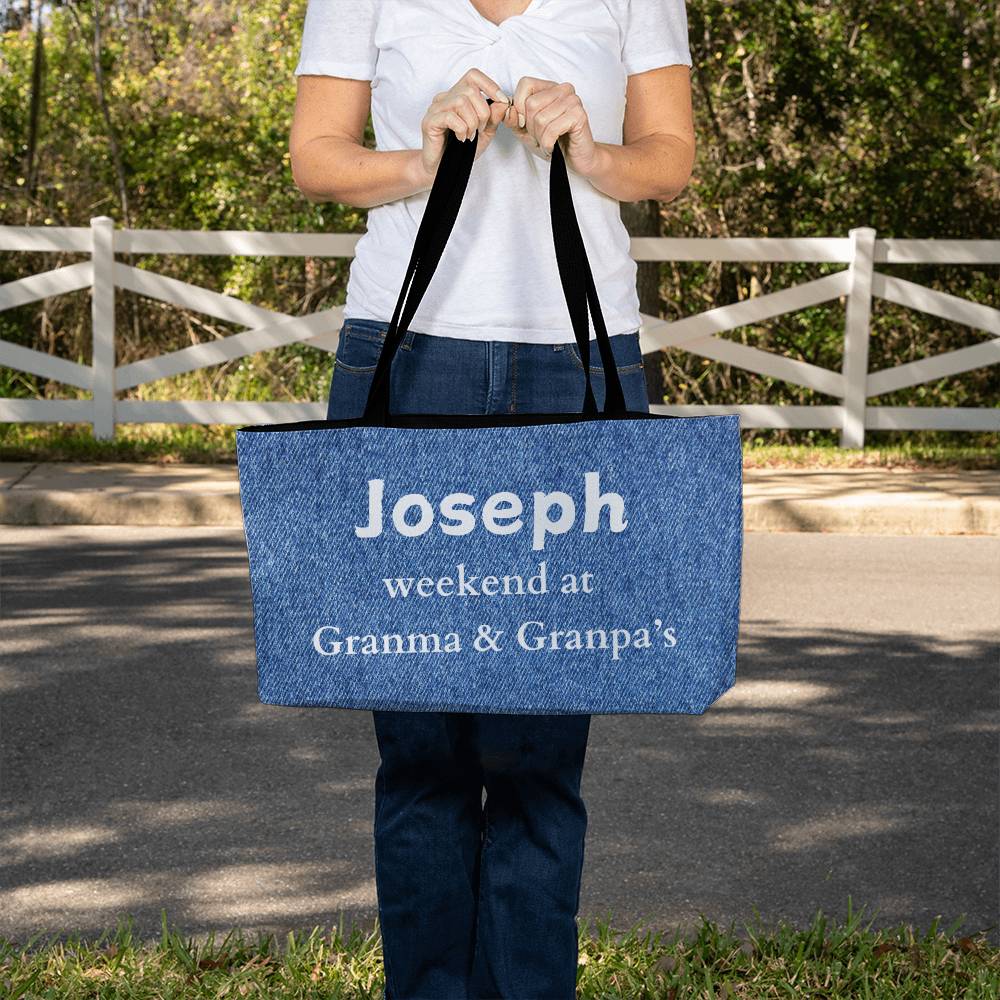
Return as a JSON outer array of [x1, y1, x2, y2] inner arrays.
[[289, 2, 695, 997]]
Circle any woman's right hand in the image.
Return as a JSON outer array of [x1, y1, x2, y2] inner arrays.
[[417, 69, 511, 182]]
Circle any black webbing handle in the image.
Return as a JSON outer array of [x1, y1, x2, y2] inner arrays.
[[548, 133, 627, 415], [361, 103, 628, 423]]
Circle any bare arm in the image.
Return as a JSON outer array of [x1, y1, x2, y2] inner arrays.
[[289, 70, 511, 209], [579, 64, 696, 204], [289, 76, 430, 208]]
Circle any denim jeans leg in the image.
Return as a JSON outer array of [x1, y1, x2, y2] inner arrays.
[[469, 712, 592, 1000], [372, 709, 485, 999]]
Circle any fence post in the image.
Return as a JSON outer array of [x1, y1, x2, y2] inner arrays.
[[840, 226, 876, 448], [90, 216, 116, 441]]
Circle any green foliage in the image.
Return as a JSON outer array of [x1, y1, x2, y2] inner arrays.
[[657, 1, 999, 431], [0, 2, 997, 447]]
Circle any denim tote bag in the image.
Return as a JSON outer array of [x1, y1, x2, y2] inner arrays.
[[235, 116, 744, 715]]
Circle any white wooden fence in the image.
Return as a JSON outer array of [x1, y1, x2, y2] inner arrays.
[[1, 217, 997, 446]]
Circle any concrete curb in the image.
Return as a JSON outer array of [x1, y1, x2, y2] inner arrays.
[[1, 461, 998, 535]]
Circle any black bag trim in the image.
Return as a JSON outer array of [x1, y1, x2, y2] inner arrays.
[[238, 410, 691, 434]]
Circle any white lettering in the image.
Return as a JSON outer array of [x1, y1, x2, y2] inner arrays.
[[440, 493, 476, 535], [583, 470, 628, 533], [355, 473, 627, 552], [355, 479, 384, 538], [381, 561, 549, 599], [482, 492, 523, 535], [532, 491, 575, 551], [392, 493, 434, 537]]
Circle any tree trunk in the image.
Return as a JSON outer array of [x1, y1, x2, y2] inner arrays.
[[25, 6, 44, 207], [619, 198, 667, 406]]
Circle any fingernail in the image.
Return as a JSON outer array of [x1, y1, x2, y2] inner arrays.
[[518, 112, 526, 128], [495, 89, 510, 103]]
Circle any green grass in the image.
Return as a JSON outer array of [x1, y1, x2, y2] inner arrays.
[[2, 902, 997, 999], [1, 422, 998, 470]]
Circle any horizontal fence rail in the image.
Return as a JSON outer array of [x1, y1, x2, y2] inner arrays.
[[1, 217, 998, 445]]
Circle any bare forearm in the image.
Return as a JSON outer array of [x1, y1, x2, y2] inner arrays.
[[575, 134, 695, 203], [291, 137, 434, 209]]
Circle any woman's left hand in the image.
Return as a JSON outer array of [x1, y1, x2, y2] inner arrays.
[[504, 77, 599, 176]]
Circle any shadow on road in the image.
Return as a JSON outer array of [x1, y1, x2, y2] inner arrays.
[[1, 527, 997, 947]]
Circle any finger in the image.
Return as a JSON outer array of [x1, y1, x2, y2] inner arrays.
[[538, 107, 586, 156], [530, 93, 569, 141], [500, 101, 525, 137], [458, 87, 492, 133], [432, 109, 472, 141], [442, 95, 481, 140], [502, 100, 524, 133], [483, 96, 509, 136], [461, 66, 511, 106], [534, 94, 584, 151], [511, 76, 557, 130], [525, 83, 576, 141]]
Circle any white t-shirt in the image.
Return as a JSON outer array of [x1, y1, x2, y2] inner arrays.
[[295, 0, 691, 343]]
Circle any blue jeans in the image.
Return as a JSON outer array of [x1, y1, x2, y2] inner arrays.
[[325, 317, 650, 1000]]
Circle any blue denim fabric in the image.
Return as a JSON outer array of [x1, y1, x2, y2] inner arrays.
[[324, 317, 651, 419], [329, 320, 636, 1000], [237, 320, 743, 715]]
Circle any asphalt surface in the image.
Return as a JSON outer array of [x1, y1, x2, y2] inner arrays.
[[1, 526, 997, 947]]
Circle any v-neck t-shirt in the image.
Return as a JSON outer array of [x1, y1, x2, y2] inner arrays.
[[295, 1, 692, 343]]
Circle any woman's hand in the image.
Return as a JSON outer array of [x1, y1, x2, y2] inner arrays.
[[504, 77, 600, 176], [417, 68, 511, 181]]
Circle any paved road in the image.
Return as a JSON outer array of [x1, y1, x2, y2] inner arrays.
[[2, 527, 997, 946]]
